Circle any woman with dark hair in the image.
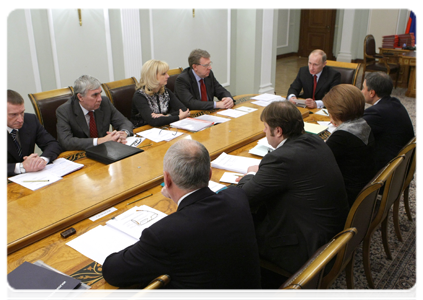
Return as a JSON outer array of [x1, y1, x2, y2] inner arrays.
[[323, 84, 377, 207], [131, 59, 189, 127]]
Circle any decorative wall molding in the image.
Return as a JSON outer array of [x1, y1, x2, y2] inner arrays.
[[277, 9, 290, 49], [103, 10, 114, 82], [259, 9, 275, 94], [24, 9, 42, 93], [47, 9, 61, 89], [121, 9, 143, 79]]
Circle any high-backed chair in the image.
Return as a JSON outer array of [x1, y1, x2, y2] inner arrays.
[[166, 67, 183, 93], [101, 77, 137, 120], [28, 87, 74, 140], [393, 137, 416, 224], [281, 228, 357, 289], [362, 155, 407, 288], [320, 157, 402, 289], [361, 34, 400, 89], [325, 60, 361, 86], [128, 275, 170, 300]]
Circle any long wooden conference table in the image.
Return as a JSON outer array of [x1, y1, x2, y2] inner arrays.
[[7, 95, 329, 289]]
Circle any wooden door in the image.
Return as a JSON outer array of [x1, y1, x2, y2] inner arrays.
[[298, 10, 337, 59]]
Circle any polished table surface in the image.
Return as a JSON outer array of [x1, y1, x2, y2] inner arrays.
[[7, 96, 325, 289]]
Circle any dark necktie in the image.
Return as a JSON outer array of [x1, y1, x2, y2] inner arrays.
[[312, 75, 317, 100], [199, 79, 208, 102], [88, 111, 98, 138], [10, 129, 23, 159]]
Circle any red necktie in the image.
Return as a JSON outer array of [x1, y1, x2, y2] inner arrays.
[[312, 75, 317, 100], [199, 79, 208, 101], [88, 111, 98, 138]]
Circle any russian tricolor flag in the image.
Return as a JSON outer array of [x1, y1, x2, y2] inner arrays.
[[405, 11, 416, 44]]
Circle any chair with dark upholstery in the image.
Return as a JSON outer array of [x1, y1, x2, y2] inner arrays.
[[393, 137, 416, 225], [360, 34, 400, 89], [28, 87, 74, 140], [320, 156, 402, 289], [128, 275, 170, 300], [362, 155, 407, 288], [101, 77, 137, 120], [281, 228, 357, 289], [325, 60, 361, 86], [166, 67, 183, 93]]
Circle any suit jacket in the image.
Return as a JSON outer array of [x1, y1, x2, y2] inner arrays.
[[174, 67, 233, 110], [237, 134, 349, 274], [363, 96, 414, 172], [102, 187, 261, 289], [287, 66, 341, 100], [7, 113, 62, 177], [56, 95, 134, 151]]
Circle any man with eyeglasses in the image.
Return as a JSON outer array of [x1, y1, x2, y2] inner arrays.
[[102, 139, 261, 289], [175, 49, 234, 110], [287, 49, 340, 109]]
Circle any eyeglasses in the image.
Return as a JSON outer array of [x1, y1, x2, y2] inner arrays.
[[131, 210, 158, 225], [197, 61, 213, 68], [159, 126, 178, 136]]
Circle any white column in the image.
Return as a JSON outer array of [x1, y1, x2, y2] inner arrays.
[[121, 9, 143, 79], [258, 9, 275, 94], [337, 10, 355, 62]]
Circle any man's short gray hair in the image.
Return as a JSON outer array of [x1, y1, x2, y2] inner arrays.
[[188, 49, 210, 68], [74, 75, 101, 96], [163, 139, 210, 190]]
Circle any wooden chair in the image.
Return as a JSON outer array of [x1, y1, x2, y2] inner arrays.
[[166, 67, 183, 93], [128, 275, 170, 300], [362, 155, 407, 288], [101, 77, 137, 120], [325, 60, 361, 86], [393, 137, 416, 225], [28, 87, 74, 139], [320, 159, 400, 289], [360, 34, 400, 89], [281, 228, 357, 289]]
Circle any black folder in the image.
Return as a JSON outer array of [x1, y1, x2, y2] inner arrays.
[[85, 141, 144, 164], [8, 261, 81, 289]]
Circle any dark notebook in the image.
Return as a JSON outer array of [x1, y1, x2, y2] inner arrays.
[[85, 141, 144, 164], [8, 261, 81, 289]]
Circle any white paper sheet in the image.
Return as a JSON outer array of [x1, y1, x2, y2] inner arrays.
[[219, 172, 244, 184], [211, 152, 261, 174], [216, 109, 249, 118], [138, 128, 183, 143]]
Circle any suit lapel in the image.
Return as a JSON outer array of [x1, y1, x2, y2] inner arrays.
[[94, 106, 105, 135], [205, 76, 213, 101], [315, 67, 327, 96], [188, 70, 201, 100], [72, 99, 90, 138], [18, 122, 32, 157], [7, 131, 21, 161]]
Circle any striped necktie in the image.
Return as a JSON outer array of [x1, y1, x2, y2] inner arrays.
[[10, 129, 23, 159]]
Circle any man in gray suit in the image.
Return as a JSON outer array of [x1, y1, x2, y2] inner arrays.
[[56, 75, 133, 150]]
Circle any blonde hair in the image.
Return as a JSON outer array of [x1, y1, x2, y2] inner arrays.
[[136, 59, 169, 95]]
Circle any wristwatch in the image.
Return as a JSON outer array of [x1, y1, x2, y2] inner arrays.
[[19, 163, 26, 174], [121, 129, 131, 137]]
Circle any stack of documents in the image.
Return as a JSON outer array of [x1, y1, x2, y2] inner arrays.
[[304, 122, 328, 135], [8, 158, 84, 190], [67, 205, 167, 265], [211, 152, 261, 174], [217, 109, 249, 118], [317, 121, 336, 133], [194, 115, 230, 124], [170, 117, 214, 132], [251, 94, 286, 107], [248, 137, 275, 157], [138, 128, 183, 143]]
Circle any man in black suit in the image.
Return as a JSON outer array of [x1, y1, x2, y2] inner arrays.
[[102, 139, 261, 289], [287, 49, 340, 109], [362, 72, 414, 172], [237, 101, 349, 288], [56, 75, 134, 150], [7, 89, 62, 177], [174, 49, 234, 110]]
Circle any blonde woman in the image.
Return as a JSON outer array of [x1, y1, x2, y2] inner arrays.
[[131, 60, 190, 127]]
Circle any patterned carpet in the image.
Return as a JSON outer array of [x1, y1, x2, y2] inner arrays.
[[330, 87, 416, 290]]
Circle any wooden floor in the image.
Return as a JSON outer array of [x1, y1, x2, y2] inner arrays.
[[275, 56, 308, 96]]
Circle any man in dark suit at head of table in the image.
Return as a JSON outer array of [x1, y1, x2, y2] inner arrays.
[[174, 48, 235, 110], [287, 49, 341, 109], [7, 89, 62, 177], [102, 139, 261, 289], [361, 71, 414, 172]]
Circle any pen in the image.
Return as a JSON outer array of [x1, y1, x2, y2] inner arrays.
[[323, 109, 329, 115], [126, 193, 153, 205], [139, 143, 152, 148], [23, 180, 50, 182]]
